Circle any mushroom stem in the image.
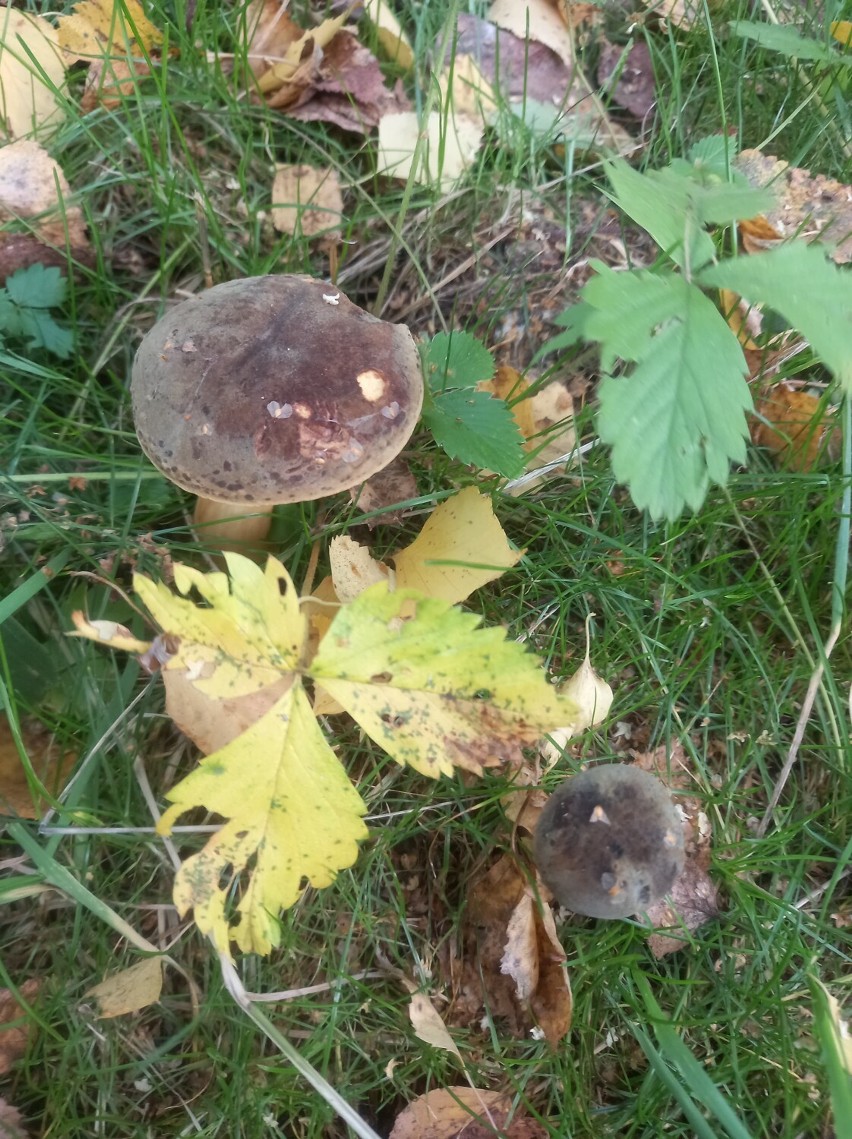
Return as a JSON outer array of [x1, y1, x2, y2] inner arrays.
[[192, 497, 274, 551]]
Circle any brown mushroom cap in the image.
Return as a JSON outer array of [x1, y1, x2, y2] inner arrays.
[[533, 764, 685, 919], [131, 275, 423, 506]]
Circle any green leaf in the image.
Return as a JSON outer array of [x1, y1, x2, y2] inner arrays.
[[310, 584, 576, 778], [605, 158, 772, 271], [581, 265, 750, 519], [422, 330, 495, 391], [422, 388, 526, 477], [532, 301, 594, 362], [729, 20, 842, 63], [699, 243, 852, 391], [809, 977, 852, 1139], [16, 307, 74, 359], [6, 264, 67, 308]]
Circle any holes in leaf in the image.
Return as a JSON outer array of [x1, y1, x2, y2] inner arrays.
[[380, 709, 411, 730]]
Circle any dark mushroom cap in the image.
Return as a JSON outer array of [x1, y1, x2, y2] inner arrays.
[[131, 275, 423, 505], [533, 764, 684, 919]]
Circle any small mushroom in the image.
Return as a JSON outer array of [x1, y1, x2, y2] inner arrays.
[[533, 764, 684, 919], [131, 275, 423, 547]]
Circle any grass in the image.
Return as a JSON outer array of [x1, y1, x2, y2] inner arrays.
[[2, 0, 851, 1136]]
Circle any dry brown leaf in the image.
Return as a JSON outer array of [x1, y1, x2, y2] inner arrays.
[[488, 0, 575, 68], [645, 0, 706, 30], [735, 150, 852, 264], [718, 287, 762, 351], [390, 1087, 547, 1139], [0, 716, 76, 818], [271, 164, 343, 242], [460, 855, 571, 1045], [632, 742, 719, 955], [752, 384, 838, 471], [0, 10, 66, 142], [163, 671, 291, 755], [350, 456, 418, 526], [0, 140, 89, 254], [328, 535, 388, 604], [254, 11, 350, 108], [597, 40, 656, 119], [83, 957, 164, 1018], [0, 1098, 29, 1139], [285, 30, 411, 133], [0, 981, 39, 1076]]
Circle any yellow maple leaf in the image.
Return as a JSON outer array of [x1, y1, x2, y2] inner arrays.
[[159, 684, 368, 956]]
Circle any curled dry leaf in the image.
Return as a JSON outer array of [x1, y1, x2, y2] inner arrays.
[[632, 741, 720, 955], [57, 0, 164, 111], [752, 384, 839, 472], [271, 164, 343, 242], [0, 10, 66, 141], [735, 150, 852, 264], [390, 1087, 547, 1139]]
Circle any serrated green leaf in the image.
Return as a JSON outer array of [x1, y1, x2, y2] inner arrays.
[[730, 20, 842, 63], [532, 301, 593, 362], [686, 135, 735, 176], [583, 266, 750, 519], [310, 584, 576, 778], [700, 244, 852, 391], [423, 388, 526, 477], [17, 308, 74, 359], [6, 264, 67, 308], [605, 159, 772, 271], [422, 330, 495, 390]]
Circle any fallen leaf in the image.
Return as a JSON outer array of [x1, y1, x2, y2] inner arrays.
[[558, 617, 613, 731], [69, 611, 152, 654], [363, 0, 414, 70], [329, 535, 388, 603], [57, 0, 164, 111], [84, 957, 163, 1018], [407, 993, 461, 1058], [718, 287, 762, 350], [598, 40, 656, 119], [0, 1098, 28, 1139], [633, 742, 719, 955], [253, 11, 350, 109], [350, 455, 418, 526], [751, 384, 838, 471], [0, 10, 66, 141], [735, 150, 852, 264], [392, 487, 524, 604], [285, 30, 411, 133], [0, 715, 76, 818], [389, 1087, 547, 1139], [488, 0, 575, 68], [0, 981, 39, 1075], [645, 0, 706, 30], [830, 20, 852, 46], [163, 671, 292, 754], [377, 110, 484, 189], [271, 164, 343, 242], [0, 140, 89, 254]]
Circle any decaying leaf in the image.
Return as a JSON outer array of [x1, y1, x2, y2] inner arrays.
[[598, 39, 656, 119], [0, 715, 76, 818], [84, 957, 163, 1018], [389, 1087, 547, 1139], [0, 10, 66, 141], [57, 0, 164, 111], [249, 8, 350, 109], [350, 455, 418, 526], [0, 141, 89, 262], [163, 671, 292, 754], [735, 150, 852, 264], [69, 611, 151, 654], [644, 0, 706, 30], [459, 854, 572, 1045], [329, 535, 388, 604], [487, 0, 575, 69], [271, 164, 343, 242], [751, 384, 838, 471], [633, 742, 719, 956], [363, 0, 414, 70], [0, 981, 39, 1075]]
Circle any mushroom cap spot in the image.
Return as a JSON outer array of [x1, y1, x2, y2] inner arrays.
[[533, 764, 685, 920], [131, 275, 424, 504]]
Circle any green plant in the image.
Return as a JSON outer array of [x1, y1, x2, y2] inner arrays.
[[536, 136, 852, 519], [0, 264, 73, 359]]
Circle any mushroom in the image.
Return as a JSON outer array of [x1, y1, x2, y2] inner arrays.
[[533, 764, 684, 919], [131, 275, 423, 547]]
